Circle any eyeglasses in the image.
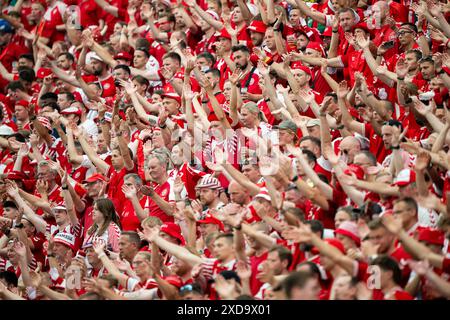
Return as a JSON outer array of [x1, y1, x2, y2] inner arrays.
[[397, 30, 413, 37], [180, 284, 194, 293]]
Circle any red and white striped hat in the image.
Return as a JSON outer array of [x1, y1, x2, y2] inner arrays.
[[53, 232, 76, 251], [393, 169, 416, 187], [37, 116, 52, 132], [195, 176, 222, 190], [254, 188, 271, 202]]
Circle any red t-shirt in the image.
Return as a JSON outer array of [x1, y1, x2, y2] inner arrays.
[[144, 180, 174, 223], [120, 196, 148, 231]]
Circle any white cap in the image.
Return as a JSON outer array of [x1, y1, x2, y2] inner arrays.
[[86, 51, 104, 64], [0, 125, 14, 136]]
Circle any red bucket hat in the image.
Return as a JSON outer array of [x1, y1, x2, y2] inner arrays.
[[197, 214, 225, 231]]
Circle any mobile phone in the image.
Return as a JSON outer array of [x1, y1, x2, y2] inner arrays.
[[104, 112, 113, 121], [382, 41, 395, 49]]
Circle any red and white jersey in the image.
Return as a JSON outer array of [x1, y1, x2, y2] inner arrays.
[[200, 258, 237, 281], [125, 276, 158, 292], [83, 222, 121, 252]]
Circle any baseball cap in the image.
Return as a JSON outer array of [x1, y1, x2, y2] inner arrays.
[[353, 22, 373, 38], [0, 19, 13, 33], [53, 232, 76, 251], [161, 92, 181, 105], [60, 106, 82, 116], [275, 120, 298, 134], [197, 214, 225, 231], [253, 188, 272, 202], [322, 27, 333, 37], [160, 222, 185, 245], [16, 100, 30, 109], [0, 125, 15, 136], [335, 221, 361, 246], [37, 68, 52, 79], [195, 176, 222, 190], [114, 51, 133, 61], [52, 205, 67, 212], [306, 42, 326, 57], [217, 28, 231, 40], [393, 169, 416, 187], [306, 119, 321, 128], [248, 20, 267, 34], [86, 51, 104, 64], [83, 173, 108, 184]]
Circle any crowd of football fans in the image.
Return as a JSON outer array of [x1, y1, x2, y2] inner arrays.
[[0, 0, 449, 300]]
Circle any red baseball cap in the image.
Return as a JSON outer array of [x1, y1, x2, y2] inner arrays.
[[417, 227, 445, 246], [322, 27, 333, 37], [37, 67, 52, 79], [393, 169, 416, 187], [160, 223, 185, 245], [16, 100, 30, 109], [197, 214, 225, 231], [291, 64, 312, 78], [248, 20, 267, 34], [114, 51, 133, 62], [217, 28, 231, 40], [306, 42, 326, 57], [83, 173, 108, 184], [161, 88, 181, 104]]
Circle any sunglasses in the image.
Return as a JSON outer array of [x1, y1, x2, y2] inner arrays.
[[180, 284, 195, 293]]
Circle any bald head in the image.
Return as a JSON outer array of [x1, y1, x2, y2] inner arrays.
[[372, 1, 389, 22], [339, 136, 361, 164], [228, 181, 251, 205]]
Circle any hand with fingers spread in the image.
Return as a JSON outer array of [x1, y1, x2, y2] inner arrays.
[[337, 80, 349, 100], [414, 151, 431, 172]]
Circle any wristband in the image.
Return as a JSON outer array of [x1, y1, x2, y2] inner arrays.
[[397, 77, 404, 81], [159, 122, 167, 129], [332, 29, 338, 33], [390, 145, 400, 150], [336, 124, 345, 130], [62, 185, 68, 190]]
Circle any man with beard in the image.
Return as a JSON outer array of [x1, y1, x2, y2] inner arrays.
[[56, 53, 75, 73], [231, 45, 262, 103], [85, 52, 116, 98], [194, 176, 225, 217]]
